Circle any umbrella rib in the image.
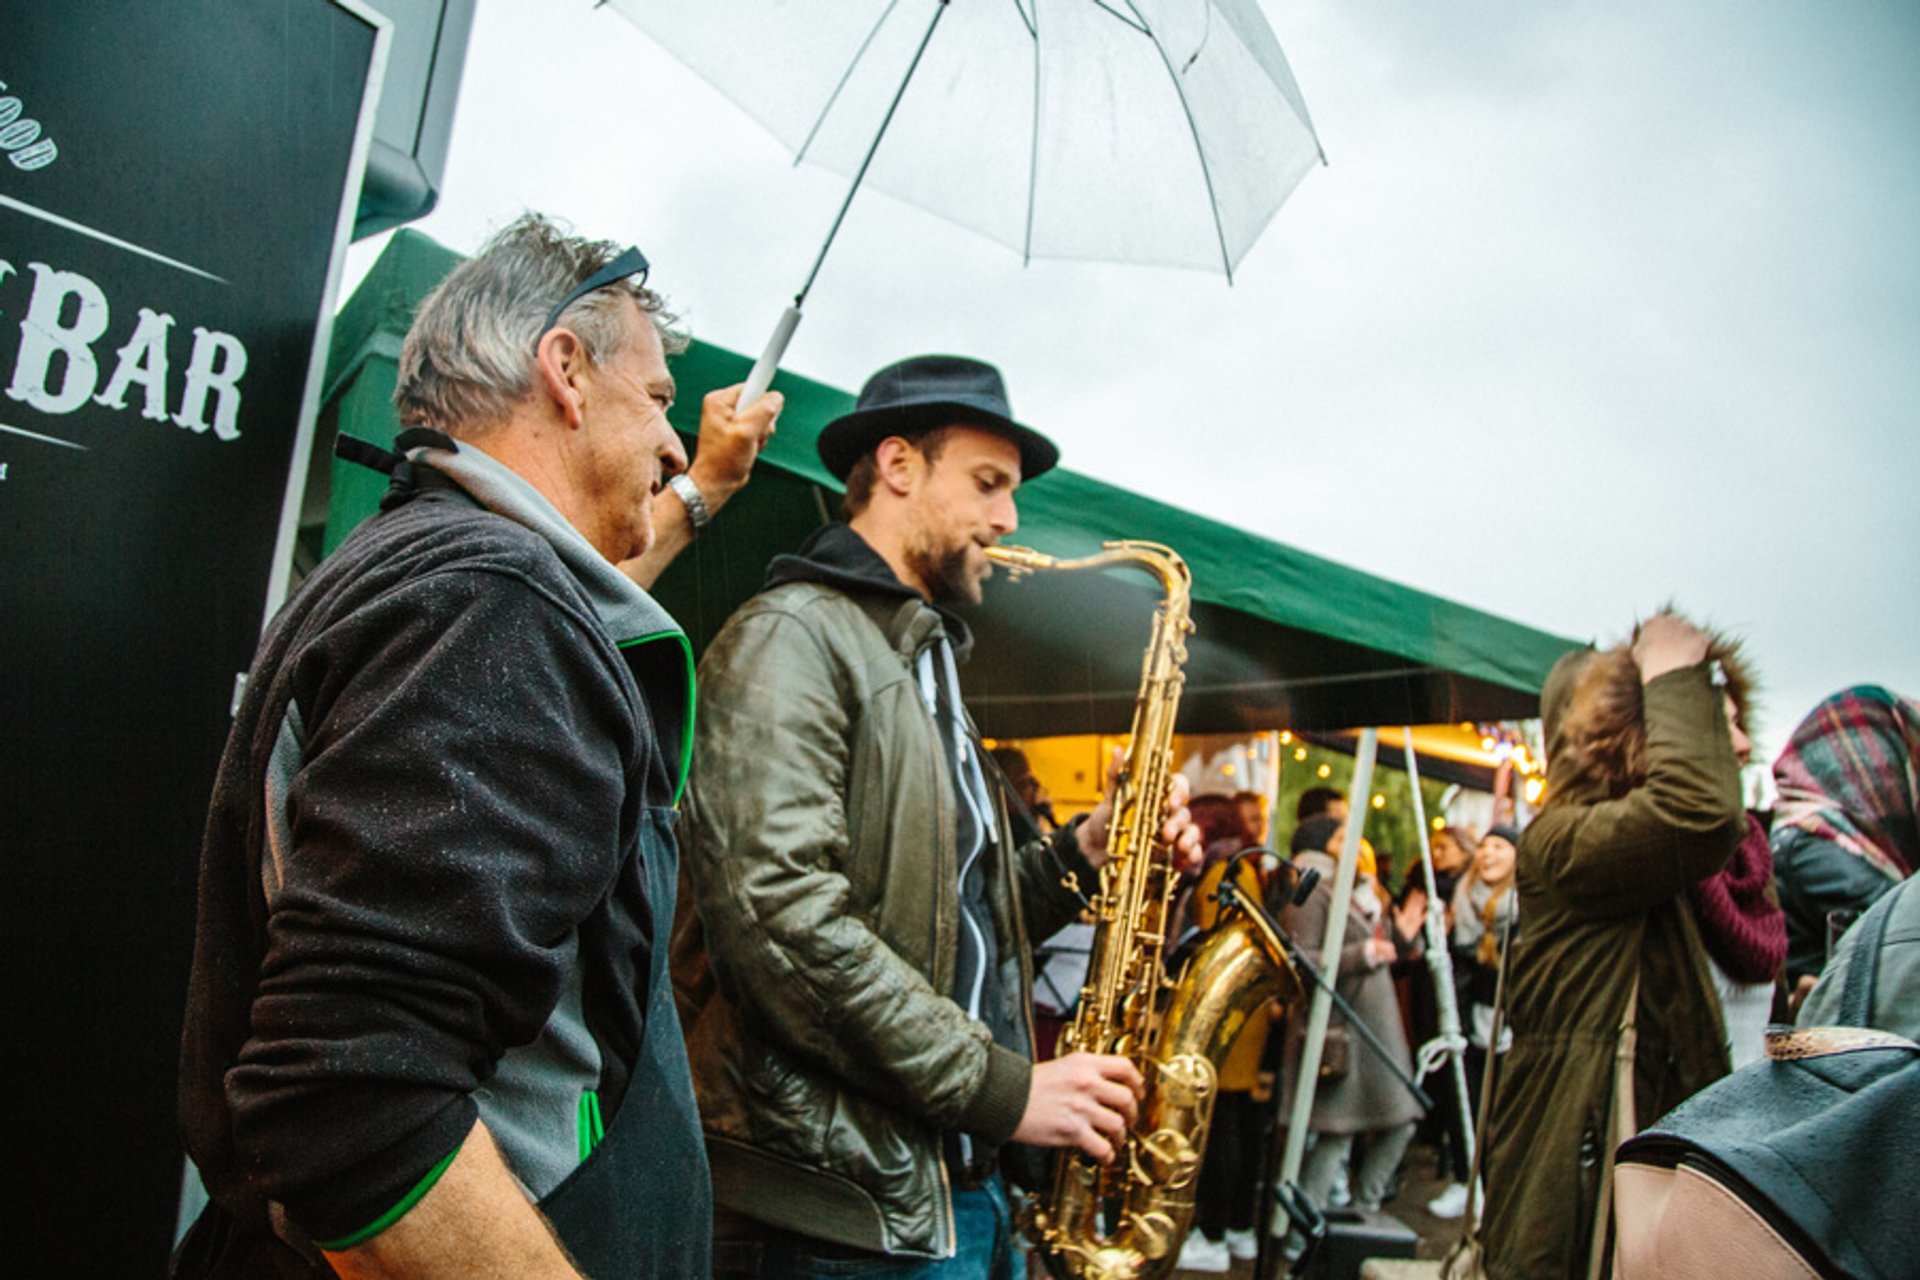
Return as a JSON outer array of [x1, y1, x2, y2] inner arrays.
[[1088, 0, 1149, 35], [1122, 0, 1235, 282], [796, 0, 905, 167]]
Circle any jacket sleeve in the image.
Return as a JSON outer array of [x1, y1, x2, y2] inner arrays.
[[1014, 821, 1100, 944], [1526, 662, 1746, 917], [683, 608, 1024, 1140], [227, 570, 633, 1245]]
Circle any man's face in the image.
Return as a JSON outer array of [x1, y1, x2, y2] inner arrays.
[[578, 301, 685, 562], [901, 425, 1022, 605]]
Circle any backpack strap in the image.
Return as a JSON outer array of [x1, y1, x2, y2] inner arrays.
[[334, 428, 459, 509]]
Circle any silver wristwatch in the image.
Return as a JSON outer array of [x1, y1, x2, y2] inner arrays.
[[667, 473, 712, 534]]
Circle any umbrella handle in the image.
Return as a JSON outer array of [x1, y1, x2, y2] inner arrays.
[[739, 304, 803, 410]]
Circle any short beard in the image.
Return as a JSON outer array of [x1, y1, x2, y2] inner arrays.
[[905, 535, 981, 606]]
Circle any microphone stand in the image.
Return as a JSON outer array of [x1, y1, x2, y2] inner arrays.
[[1217, 853, 1432, 1110], [1214, 851, 1430, 1279]]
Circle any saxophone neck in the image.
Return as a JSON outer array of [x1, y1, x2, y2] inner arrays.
[[985, 540, 1192, 605]]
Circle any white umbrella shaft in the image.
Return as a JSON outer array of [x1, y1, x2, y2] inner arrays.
[[739, 304, 802, 410]]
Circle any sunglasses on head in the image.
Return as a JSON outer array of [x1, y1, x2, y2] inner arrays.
[[536, 246, 650, 343]]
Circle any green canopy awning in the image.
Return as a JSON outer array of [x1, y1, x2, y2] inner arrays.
[[315, 231, 1584, 735]]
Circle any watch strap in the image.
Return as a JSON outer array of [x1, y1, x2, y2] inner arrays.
[[668, 473, 712, 533]]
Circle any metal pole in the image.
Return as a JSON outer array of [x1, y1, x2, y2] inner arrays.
[[1279, 727, 1377, 1186], [1403, 729, 1478, 1177], [1260, 730, 1283, 850]]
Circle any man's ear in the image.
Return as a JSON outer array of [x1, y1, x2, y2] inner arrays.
[[873, 435, 922, 497], [533, 327, 589, 430]]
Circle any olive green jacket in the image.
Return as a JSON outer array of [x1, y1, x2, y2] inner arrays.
[[672, 572, 1090, 1258], [1483, 663, 1743, 1280]]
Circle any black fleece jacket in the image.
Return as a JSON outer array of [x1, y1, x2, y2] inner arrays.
[[179, 481, 672, 1247]]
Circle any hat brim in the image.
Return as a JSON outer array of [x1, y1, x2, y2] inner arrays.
[[817, 402, 1060, 483]]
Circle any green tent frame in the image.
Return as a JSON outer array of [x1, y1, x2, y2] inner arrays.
[[313, 231, 1583, 736]]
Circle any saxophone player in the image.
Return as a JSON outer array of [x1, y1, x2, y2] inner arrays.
[[673, 355, 1201, 1279]]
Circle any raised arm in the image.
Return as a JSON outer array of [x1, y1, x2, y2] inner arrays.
[[621, 384, 781, 587], [1527, 660, 1746, 915]]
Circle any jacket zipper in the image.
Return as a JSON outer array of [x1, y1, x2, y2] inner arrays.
[[907, 620, 960, 1254]]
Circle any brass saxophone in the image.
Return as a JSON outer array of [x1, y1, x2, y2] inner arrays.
[[985, 540, 1305, 1280]]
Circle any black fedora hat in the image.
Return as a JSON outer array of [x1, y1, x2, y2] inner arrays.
[[817, 354, 1060, 482]]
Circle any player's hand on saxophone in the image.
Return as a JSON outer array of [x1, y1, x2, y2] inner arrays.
[[1013, 1052, 1145, 1164], [1076, 748, 1204, 874]]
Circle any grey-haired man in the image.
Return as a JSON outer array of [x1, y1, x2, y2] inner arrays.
[[177, 214, 780, 1279]]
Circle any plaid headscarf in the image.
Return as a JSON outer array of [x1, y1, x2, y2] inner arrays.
[[1772, 685, 1920, 880]]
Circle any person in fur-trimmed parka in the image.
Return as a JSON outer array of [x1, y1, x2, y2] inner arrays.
[[1481, 613, 1747, 1280]]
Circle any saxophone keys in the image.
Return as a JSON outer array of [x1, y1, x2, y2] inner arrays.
[[1124, 1209, 1182, 1260], [1155, 1053, 1216, 1104], [1134, 1126, 1201, 1185]]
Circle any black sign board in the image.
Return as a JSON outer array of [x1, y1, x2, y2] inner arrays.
[[1, 4, 386, 1270]]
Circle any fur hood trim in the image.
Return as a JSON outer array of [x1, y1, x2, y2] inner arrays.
[[1542, 625, 1754, 804]]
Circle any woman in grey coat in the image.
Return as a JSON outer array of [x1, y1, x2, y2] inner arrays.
[[1281, 815, 1426, 1214]]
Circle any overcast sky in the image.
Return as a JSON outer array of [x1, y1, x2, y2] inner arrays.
[[346, 0, 1919, 764]]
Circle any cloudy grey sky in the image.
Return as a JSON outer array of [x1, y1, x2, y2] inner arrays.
[[347, 0, 1919, 762]]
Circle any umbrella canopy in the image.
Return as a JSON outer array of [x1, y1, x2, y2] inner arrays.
[[604, 0, 1324, 279], [315, 232, 1583, 738]]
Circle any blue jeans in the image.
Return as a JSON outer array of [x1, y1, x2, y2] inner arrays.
[[727, 1176, 1019, 1280]]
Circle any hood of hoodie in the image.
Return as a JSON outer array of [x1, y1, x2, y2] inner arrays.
[[765, 523, 976, 662]]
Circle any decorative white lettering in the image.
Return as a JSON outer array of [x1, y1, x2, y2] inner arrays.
[[0, 256, 248, 442], [6, 262, 109, 414], [94, 307, 175, 422], [0, 79, 57, 170], [10, 139, 56, 170], [173, 326, 247, 441], [0, 119, 40, 151]]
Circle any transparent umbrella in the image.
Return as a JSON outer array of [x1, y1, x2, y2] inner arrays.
[[604, 0, 1325, 403]]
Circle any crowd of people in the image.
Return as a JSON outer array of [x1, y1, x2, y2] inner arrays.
[[169, 214, 1915, 1280]]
